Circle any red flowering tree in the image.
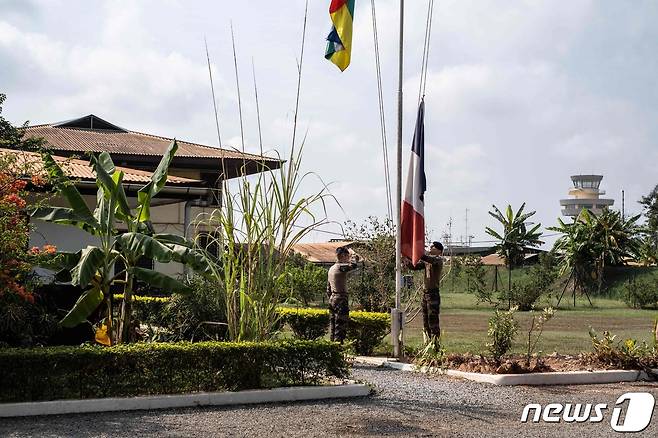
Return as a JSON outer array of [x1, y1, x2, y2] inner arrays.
[[0, 154, 56, 299], [0, 94, 54, 346]]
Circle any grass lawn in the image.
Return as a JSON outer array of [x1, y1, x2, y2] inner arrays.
[[389, 292, 658, 356]]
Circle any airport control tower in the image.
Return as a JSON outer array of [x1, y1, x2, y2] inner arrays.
[[559, 175, 614, 217]]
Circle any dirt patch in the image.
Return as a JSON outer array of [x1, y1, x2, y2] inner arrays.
[[409, 352, 629, 374]]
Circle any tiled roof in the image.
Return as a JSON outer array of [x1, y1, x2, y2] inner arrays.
[[292, 241, 355, 264], [23, 119, 280, 163], [0, 148, 201, 185]]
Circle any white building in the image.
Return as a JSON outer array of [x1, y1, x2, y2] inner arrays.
[[15, 114, 281, 279]]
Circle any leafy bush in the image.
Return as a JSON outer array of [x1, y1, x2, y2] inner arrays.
[[0, 340, 348, 402], [508, 283, 544, 312], [623, 278, 658, 309], [524, 307, 555, 366], [345, 217, 396, 312], [463, 256, 491, 303], [279, 261, 327, 306], [487, 307, 518, 362], [0, 144, 58, 347], [115, 294, 169, 325], [279, 307, 329, 340], [347, 311, 390, 355], [159, 276, 228, 342], [414, 337, 447, 371], [509, 254, 558, 311], [0, 292, 59, 348], [586, 329, 658, 370]]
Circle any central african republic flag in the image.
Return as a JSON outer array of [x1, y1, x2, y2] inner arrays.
[[325, 0, 355, 71]]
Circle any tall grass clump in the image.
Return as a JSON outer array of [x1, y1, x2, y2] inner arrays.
[[197, 147, 335, 342], [194, 3, 330, 342]]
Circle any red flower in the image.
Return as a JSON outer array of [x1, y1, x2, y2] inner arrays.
[[12, 180, 27, 191], [42, 244, 57, 255], [30, 175, 46, 187], [3, 194, 26, 209]]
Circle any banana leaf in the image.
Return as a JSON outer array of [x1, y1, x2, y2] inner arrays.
[[136, 140, 178, 222], [60, 284, 104, 328], [70, 246, 105, 287], [130, 267, 189, 293]]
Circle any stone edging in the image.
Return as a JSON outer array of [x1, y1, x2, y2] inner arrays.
[[0, 383, 370, 418], [353, 356, 658, 386]]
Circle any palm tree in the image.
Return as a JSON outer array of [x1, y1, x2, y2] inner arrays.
[[485, 203, 543, 309]]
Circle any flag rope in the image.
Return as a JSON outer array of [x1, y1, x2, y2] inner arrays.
[[370, 0, 394, 223]]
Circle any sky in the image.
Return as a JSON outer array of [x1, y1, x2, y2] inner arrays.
[[1, 0, 656, 246]]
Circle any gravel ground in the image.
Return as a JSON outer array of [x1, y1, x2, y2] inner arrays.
[[1, 364, 657, 437]]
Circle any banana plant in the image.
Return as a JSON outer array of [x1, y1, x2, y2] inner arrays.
[[32, 140, 206, 344], [485, 203, 543, 309]]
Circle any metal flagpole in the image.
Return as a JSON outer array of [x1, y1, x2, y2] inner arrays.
[[392, 0, 404, 359]]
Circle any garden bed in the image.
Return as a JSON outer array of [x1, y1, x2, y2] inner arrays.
[[355, 355, 658, 386], [438, 352, 599, 374]]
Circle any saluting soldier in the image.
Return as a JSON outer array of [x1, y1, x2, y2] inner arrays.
[[406, 241, 444, 340], [326, 246, 359, 343]]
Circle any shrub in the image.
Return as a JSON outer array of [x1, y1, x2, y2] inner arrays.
[[0, 292, 59, 348], [0, 340, 348, 402], [279, 307, 329, 340], [586, 329, 658, 370], [487, 307, 518, 362], [509, 283, 544, 312], [345, 217, 396, 312], [279, 261, 327, 306], [414, 336, 447, 371], [0, 150, 57, 347], [509, 254, 558, 311], [524, 307, 555, 366], [347, 311, 390, 355], [115, 294, 169, 326], [463, 256, 491, 303], [158, 276, 228, 342], [623, 278, 658, 309]]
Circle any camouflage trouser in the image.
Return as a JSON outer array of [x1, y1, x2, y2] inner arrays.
[[329, 293, 349, 343], [422, 288, 441, 339]]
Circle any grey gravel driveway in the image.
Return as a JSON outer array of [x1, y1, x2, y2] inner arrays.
[[1, 364, 657, 437]]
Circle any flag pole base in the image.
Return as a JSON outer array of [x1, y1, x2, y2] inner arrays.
[[391, 308, 405, 358]]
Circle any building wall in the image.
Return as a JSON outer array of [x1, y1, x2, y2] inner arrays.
[[30, 193, 220, 280]]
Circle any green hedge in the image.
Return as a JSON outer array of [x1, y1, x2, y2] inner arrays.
[[347, 311, 390, 356], [120, 295, 390, 354], [0, 340, 348, 403], [278, 307, 390, 355], [278, 308, 330, 340]]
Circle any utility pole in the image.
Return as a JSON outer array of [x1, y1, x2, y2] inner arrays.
[[465, 208, 469, 247], [447, 216, 453, 254], [621, 189, 625, 221]]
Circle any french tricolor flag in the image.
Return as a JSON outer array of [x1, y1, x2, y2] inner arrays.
[[401, 100, 426, 266]]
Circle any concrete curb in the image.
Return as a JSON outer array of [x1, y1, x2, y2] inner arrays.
[[0, 383, 370, 418], [353, 356, 658, 386]]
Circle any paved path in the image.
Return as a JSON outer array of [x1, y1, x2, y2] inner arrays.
[[1, 365, 657, 437]]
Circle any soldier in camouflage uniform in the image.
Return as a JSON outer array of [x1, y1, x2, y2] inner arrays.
[[406, 241, 444, 340], [326, 246, 359, 343]]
